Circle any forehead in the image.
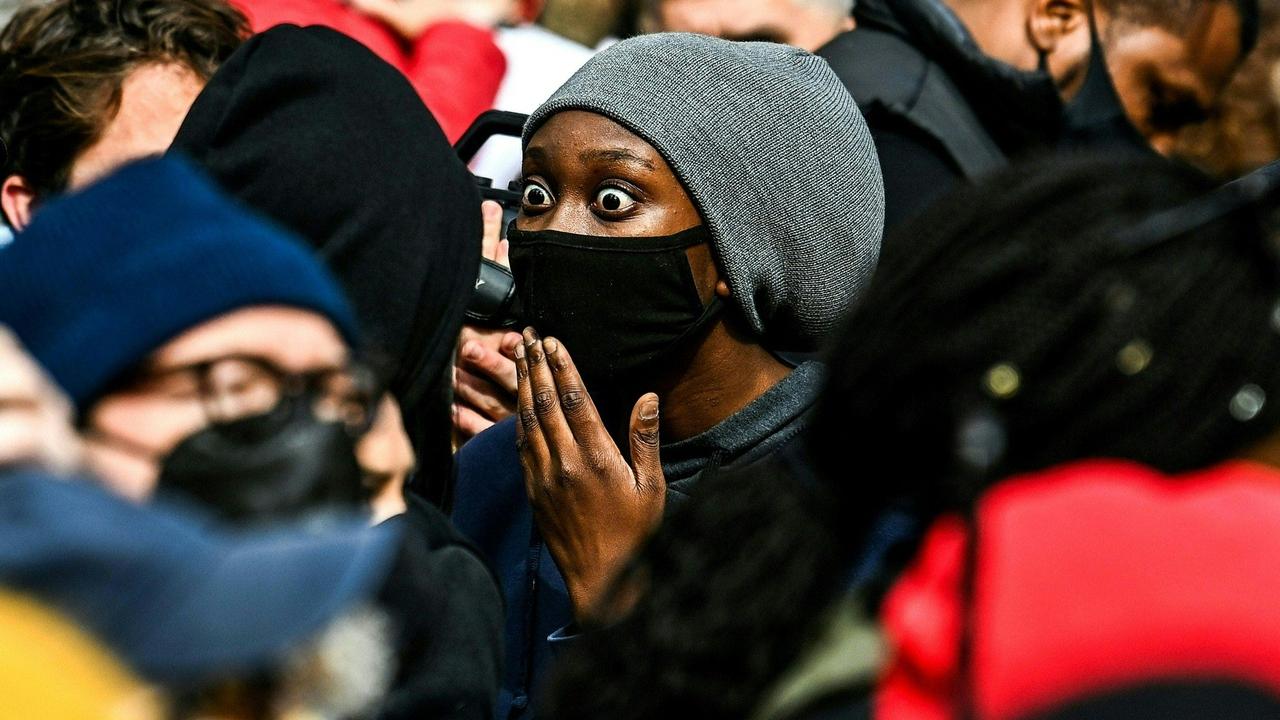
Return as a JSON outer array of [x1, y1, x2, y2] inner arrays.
[[526, 111, 667, 165], [68, 62, 205, 190], [146, 307, 348, 374], [1108, 2, 1243, 98]]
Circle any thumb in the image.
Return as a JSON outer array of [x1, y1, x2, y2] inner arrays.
[[628, 393, 664, 493]]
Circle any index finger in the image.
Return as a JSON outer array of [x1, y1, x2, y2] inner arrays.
[[523, 329, 574, 448], [542, 337, 608, 445]]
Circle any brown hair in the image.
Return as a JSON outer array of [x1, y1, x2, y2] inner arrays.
[[0, 0, 248, 197]]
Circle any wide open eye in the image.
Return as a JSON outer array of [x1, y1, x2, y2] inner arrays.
[[594, 186, 638, 214], [522, 181, 554, 211]]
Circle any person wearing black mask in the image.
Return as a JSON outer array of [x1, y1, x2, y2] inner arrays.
[[539, 153, 1280, 720], [819, 0, 1258, 229], [450, 32, 885, 720], [0, 156, 505, 720]]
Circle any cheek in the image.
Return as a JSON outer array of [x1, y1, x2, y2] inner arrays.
[[355, 395, 415, 478], [88, 394, 207, 456], [82, 443, 161, 503]]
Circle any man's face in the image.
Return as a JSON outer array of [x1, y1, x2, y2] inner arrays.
[[949, 0, 1245, 155], [1, 62, 204, 230], [1101, 2, 1244, 154], [81, 307, 350, 501], [69, 62, 205, 189], [653, 0, 853, 51]]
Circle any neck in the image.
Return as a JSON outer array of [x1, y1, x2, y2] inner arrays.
[[654, 317, 793, 443]]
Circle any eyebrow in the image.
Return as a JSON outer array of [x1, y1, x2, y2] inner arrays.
[[578, 148, 657, 170]]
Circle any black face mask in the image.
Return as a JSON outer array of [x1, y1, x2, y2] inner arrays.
[[508, 224, 722, 422], [158, 395, 367, 524], [1058, 17, 1154, 153]]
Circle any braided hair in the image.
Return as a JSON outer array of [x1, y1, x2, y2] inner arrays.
[[541, 154, 1280, 720]]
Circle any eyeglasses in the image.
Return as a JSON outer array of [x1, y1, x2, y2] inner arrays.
[[118, 355, 381, 437]]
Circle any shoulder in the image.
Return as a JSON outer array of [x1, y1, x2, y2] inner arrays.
[[817, 29, 930, 109]]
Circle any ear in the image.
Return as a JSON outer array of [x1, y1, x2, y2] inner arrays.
[[1, 175, 36, 231], [1027, 0, 1090, 55], [715, 279, 731, 299]]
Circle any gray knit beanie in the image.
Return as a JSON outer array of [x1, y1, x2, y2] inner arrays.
[[525, 32, 884, 349]]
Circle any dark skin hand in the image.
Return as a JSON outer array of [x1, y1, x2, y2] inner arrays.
[[515, 329, 664, 621], [516, 110, 792, 620]]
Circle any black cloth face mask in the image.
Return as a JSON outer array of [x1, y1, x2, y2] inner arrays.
[[157, 395, 367, 524], [1057, 15, 1154, 153], [508, 223, 723, 419]]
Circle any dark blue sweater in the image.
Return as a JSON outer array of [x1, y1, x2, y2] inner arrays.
[[451, 362, 826, 720]]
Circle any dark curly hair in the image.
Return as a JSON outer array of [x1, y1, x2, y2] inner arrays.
[[540, 154, 1280, 720], [0, 0, 247, 198]]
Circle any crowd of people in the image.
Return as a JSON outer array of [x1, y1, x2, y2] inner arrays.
[[1, 0, 1279, 718]]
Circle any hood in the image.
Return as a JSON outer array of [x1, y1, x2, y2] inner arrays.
[[171, 25, 482, 495]]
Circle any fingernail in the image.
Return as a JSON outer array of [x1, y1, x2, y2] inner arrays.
[[514, 343, 525, 360], [463, 342, 481, 360], [641, 397, 659, 421], [544, 338, 559, 354]]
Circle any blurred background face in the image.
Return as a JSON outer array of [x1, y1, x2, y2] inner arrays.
[[648, 0, 854, 51], [68, 63, 206, 190], [945, 0, 1247, 154], [2, 61, 206, 231], [1101, 1, 1245, 154]]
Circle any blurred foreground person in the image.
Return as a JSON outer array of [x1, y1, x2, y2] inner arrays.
[[0, 0, 247, 229], [0, 469, 400, 719], [0, 157, 503, 719], [0, 591, 164, 720], [643, 0, 854, 51], [452, 32, 884, 719], [0, 328, 399, 718], [543, 155, 1280, 719], [821, 0, 1258, 227]]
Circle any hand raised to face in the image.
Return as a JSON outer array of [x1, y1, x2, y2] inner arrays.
[[0, 326, 81, 474], [454, 201, 520, 442], [513, 327, 666, 621]]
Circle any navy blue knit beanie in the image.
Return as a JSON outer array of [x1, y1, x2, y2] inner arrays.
[[0, 155, 359, 409]]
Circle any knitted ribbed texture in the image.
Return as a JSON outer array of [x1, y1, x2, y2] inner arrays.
[[526, 32, 885, 348], [0, 156, 358, 408]]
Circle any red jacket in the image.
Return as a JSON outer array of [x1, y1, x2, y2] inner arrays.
[[231, 0, 506, 141], [879, 459, 1280, 719]]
